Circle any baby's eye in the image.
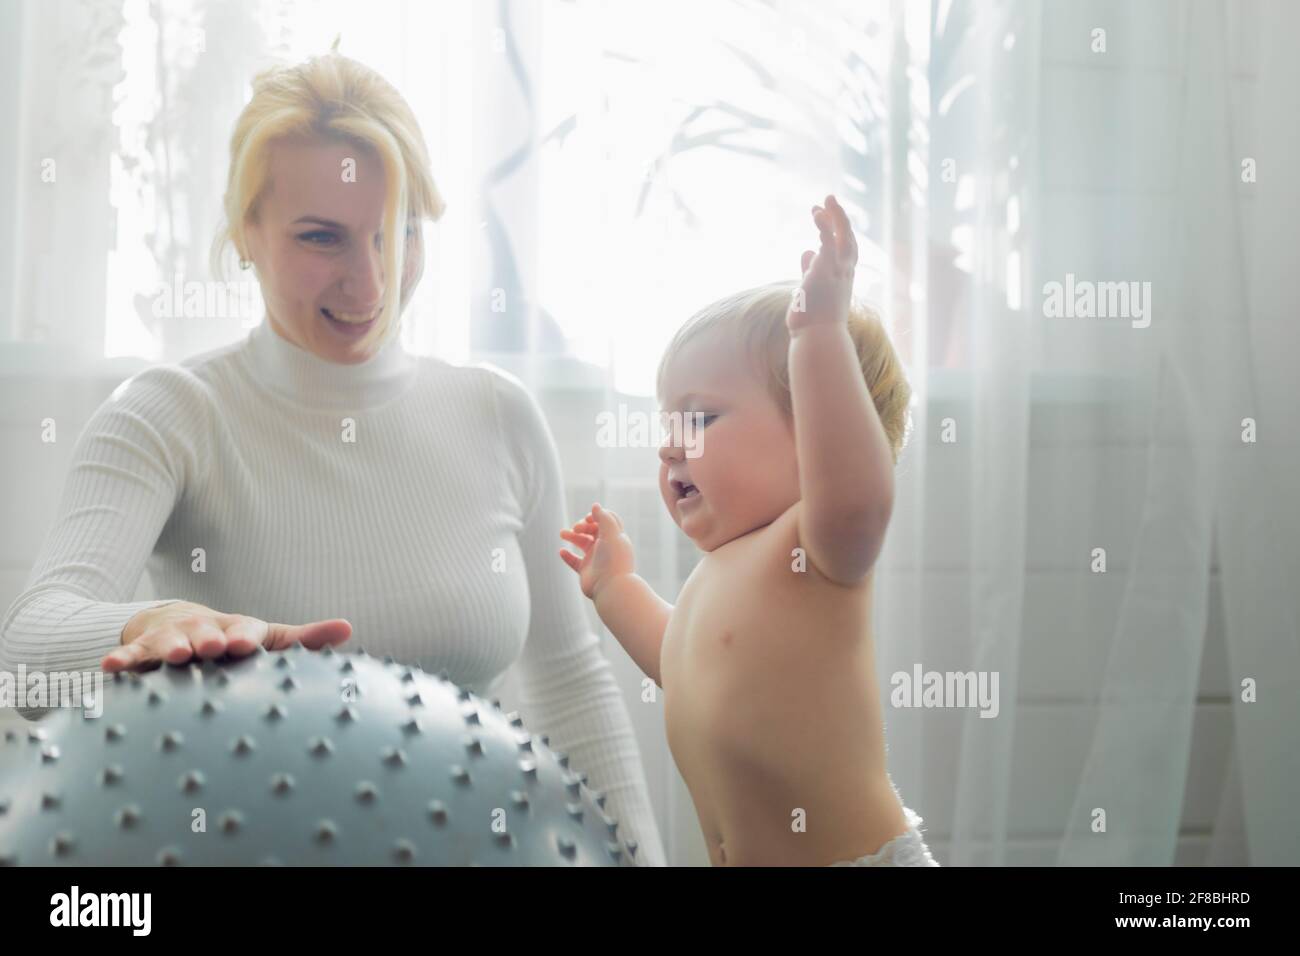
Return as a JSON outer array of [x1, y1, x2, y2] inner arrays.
[[694, 413, 718, 427]]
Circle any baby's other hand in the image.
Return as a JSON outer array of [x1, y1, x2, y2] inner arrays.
[[787, 193, 858, 332], [558, 503, 636, 600]]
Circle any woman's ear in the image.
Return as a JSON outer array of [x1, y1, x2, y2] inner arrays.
[[240, 218, 262, 269]]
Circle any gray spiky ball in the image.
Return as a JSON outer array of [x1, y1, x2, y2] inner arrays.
[[0, 645, 637, 866]]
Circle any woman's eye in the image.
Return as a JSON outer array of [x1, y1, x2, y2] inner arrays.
[[299, 231, 338, 246]]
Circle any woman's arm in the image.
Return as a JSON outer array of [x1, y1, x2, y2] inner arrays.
[[490, 369, 669, 866], [0, 367, 206, 713]]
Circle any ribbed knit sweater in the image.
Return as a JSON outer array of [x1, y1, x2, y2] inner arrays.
[[0, 318, 666, 865]]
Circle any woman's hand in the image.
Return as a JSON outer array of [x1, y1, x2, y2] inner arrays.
[[102, 600, 353, 673], [558, 502, 636, 601]]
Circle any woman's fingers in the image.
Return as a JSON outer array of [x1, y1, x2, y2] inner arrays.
[[222, 620, 259, 656], [102, 638, 154, 672], [109, 629, 189, 671], [100, 648, 127, 672], [183, 619, 229, 659], [161, 631, 197, 664], [263, 619, 352, 651]]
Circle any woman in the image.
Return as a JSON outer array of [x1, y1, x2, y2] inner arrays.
[[0, 52, 666, 865]]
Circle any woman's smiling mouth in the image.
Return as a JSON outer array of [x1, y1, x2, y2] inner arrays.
[[322, 307, 378, 336], [322, 307, 378, 324]]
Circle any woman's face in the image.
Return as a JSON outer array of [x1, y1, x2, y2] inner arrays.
[[244, 135, 423, 364]]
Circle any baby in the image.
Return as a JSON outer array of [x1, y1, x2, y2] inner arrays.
[[559, 195, 938, 866]]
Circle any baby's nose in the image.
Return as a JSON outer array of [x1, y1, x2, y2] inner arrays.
[[658, 435, 683, 463]]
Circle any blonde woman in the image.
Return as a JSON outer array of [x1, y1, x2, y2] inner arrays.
[[0, 52, 666, 865]]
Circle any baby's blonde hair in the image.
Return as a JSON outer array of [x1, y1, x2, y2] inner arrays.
[[656, 281, 912, 464], [212, 50, 446, 352]]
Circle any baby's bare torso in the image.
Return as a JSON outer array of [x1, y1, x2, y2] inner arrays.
[[659, 503, 908, 866]]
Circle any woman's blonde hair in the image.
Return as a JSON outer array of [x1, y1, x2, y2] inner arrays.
[[212, 50, 446, 352], [655, 281, 913, 464]]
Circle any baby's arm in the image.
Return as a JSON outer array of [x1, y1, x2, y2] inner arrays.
[[560, 504, 671, 687], [786, 195, 895, 586], [592, 573, 671, 689]]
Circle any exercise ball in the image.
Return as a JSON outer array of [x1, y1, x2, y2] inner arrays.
[[0, 645, 638, 866]]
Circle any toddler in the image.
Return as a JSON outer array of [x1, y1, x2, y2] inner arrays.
[[559, 196, 938, 866]]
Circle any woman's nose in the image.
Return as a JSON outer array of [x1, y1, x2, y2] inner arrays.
[[341, 242, 384, 305]]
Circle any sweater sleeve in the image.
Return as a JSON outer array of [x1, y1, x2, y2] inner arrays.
[[0, 366, 210, 716], [488, 368, 668, 867]]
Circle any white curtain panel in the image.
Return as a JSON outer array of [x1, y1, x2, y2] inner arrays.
[[3, 0, 1296, 866]]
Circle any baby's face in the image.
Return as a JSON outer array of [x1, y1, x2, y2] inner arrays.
[[657, 331, 801, 551]]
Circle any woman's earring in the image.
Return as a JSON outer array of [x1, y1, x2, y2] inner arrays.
[[239, 258, 251, 271]]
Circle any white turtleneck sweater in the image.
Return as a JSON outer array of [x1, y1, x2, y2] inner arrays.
[[0, 318, 666, 866]]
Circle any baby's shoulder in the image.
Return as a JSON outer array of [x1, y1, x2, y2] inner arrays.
[[751, 502, 874, 592]]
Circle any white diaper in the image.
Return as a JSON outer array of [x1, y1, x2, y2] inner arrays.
[[828, 806, 940, 867]]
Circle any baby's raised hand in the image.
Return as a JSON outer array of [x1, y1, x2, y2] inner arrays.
[[787, 193, 859, 332], [558, 502, 637, 600]]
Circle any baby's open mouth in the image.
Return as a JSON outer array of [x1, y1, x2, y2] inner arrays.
[[671, 480, 699, 499]]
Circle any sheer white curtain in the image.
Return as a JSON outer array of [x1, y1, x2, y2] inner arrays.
[[403, 0, 1300, 867], [1183, 0, 1300, 868], [877, 0, 1299, 867], [3, 0, 1296, 866], [881, 0, 1299, 866]]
